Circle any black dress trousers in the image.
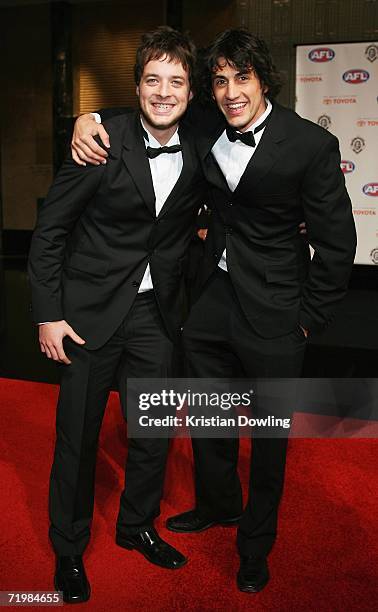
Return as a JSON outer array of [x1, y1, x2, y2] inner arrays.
[[49, 292, 174, 555], [182, 268, 307, 557]]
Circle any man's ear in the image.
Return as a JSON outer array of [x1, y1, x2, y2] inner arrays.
[[262, 83, 269, 94], [189, 90, 194, 102], [136, 85, 139, 97]]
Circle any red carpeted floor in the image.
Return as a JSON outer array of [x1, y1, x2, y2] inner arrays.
[[0, 378, 377, 611]]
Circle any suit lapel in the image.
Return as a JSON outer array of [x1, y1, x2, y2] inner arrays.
[[157, 123, 196, 219], [205, 153, 233, 195], [234, 103, 288, 194], [199, 121, 232, 196], [121, 114, 156, 217]]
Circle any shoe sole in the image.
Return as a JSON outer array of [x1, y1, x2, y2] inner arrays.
[[54, 577, 91, 604], [166, 516, 242, 533], [116, 536, 188, 570]]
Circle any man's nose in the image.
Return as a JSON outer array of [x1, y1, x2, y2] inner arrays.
[[225, 82, 239, 100], [156, 80, 170, 97]]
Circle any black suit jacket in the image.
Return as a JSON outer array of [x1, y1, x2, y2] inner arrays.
[[194, 102, 357, 336], [28, 111, 207, 349]]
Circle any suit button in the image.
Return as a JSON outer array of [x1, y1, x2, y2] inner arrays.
[[225, 226, 233, 235], [213, 253, 218, 259], [132, 281, 140, 287]]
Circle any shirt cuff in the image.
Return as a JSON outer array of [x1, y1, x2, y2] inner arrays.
[[91, 112, 102, 124]]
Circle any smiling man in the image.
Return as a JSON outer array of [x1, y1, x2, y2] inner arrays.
[[167, 29, 356, 594], [214, 60, 268, 128], [28, 27, 207, 603], [71, 28, 356, 595]]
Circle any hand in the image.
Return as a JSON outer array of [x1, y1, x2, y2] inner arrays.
[[71, 113, 110, 166], [39, 320, 85, 364], [299, 221, 307, 235], [197, 229, 208, 241]]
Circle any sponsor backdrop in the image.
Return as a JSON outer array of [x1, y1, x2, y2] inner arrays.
[[295, 42, 378, 265]]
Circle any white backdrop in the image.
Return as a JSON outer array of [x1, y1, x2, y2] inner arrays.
[[295, 42, 378, 265]]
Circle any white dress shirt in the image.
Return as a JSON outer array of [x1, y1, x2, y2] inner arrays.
[[138, 118, 183, 292], [211, 99, 272, 272]]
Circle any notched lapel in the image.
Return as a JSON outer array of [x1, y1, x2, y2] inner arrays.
[[205, 152, 232, 196], [234, 104, 288, 194], [196, 120, 231, 194], [157, 126, 195, 218], [121, 115, 156, 216]]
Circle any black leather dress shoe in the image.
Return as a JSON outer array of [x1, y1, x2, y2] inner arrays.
[[116, 527, 187, 569], [237, 555, 269, 593], [166, 509, 241, 533], [54, 555, 90, 604]]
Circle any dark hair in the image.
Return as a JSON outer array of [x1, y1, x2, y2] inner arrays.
[[134, 26, 196, 87], [203, 29, 283, 99]]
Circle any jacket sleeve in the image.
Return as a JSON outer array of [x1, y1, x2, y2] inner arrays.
[[28, 154, 105, 323], [299, 134, 357, 333]]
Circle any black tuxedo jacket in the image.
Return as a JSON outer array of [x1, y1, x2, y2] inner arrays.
[[28, 111, 207, 349], [193, 102, 356, 337]]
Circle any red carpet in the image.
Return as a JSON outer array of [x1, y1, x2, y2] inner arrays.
[[0, 378, 377, 610]]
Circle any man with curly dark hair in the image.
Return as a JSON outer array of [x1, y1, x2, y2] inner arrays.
[[72, 28, 356, 594], [166, 28, 355, 593]]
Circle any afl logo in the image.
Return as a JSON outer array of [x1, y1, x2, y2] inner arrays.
[[308, 48, 335, 62], [342, 69, 369, 84], [363, 183, 378, 196], [340, 161, 355, 174]]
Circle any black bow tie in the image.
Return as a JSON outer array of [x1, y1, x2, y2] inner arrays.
[[146, 144, 182, 159], [225, 114, 270, 147]]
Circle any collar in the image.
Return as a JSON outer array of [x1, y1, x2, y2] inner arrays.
[[140, 117, 180, 148], [240, 98, 272, 134]]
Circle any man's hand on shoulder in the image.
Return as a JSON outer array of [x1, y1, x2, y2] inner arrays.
[[38, 320, 85, 364], [71, 113, 110, 166]]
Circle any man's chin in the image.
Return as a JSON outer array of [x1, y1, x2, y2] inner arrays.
[[225, 116, 249, 131], [141, 110, 185, 132]]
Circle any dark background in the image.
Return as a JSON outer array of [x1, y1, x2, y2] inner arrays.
[[0, 0, 377, 384]]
